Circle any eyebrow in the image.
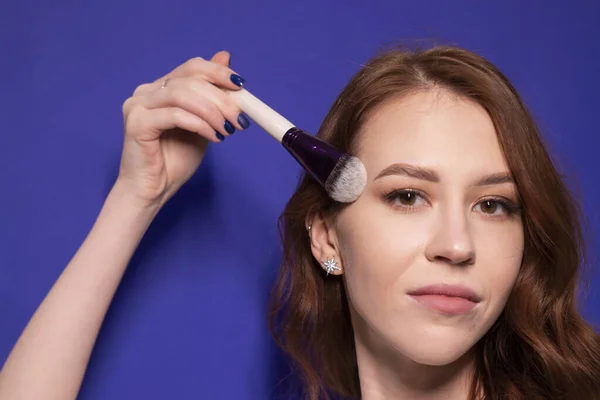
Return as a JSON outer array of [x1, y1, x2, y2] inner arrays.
[[373, 163, 515, 186]]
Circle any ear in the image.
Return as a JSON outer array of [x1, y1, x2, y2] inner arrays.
[[306, 211, 343, 276]]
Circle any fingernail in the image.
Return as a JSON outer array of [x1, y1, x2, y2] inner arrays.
[[237, 113, 250, 129], [216, 131, 225, 141], [230, 74, 245, 87], [224, 120, 235, 134]]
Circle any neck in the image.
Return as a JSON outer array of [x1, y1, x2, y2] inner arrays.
[[353, 322, 476, 400]]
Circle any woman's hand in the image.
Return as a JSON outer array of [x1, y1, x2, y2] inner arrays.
[[116, 50, 250, 208]]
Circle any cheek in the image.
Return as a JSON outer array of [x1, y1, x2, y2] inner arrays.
[[337, 206, 432, 323], [475, 221, 524, 298], [473, 221, 524, 327]]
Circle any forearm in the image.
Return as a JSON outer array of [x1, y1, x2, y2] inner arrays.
[[0, 182, 161, 400]]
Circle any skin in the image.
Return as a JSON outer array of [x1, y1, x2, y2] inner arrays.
[[0, 51, 246, 399], [309, 90, 525, 399], [0, 52, 524, 400]]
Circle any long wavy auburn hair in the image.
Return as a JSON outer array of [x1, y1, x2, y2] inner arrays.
[[268, 45, 600, 399]]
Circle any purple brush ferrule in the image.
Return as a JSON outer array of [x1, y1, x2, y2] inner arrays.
[[281, 127, 344, 187]]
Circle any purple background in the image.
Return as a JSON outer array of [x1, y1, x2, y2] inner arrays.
[[1, 1, 599, 399]]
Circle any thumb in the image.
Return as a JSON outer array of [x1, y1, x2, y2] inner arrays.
[[210, 50, 231, 67]]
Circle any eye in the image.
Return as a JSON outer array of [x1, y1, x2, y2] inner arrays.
[[383, 190, 521, 217], [479, 200, 499, 214], [474, 198, 521, 217], [383, 189, 427, 209]]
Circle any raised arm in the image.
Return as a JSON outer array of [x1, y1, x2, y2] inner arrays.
[[0, 51, 249, 399]]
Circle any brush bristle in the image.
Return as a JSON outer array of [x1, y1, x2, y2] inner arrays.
[[324, 155, 367, 202]]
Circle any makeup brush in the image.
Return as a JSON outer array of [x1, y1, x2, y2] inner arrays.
[[228, 88, 367, 203]]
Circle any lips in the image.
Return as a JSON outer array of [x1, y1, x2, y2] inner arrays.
[[407, 284, 481, 314]]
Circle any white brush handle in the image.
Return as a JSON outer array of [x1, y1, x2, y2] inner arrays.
[[227, 88, 294, 143]]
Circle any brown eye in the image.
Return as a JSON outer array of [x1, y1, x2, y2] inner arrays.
[[398, 191, 417, 206], [384, 189, 426, 210], [475, 198, 521, 218], [480, 200, 498, 214]]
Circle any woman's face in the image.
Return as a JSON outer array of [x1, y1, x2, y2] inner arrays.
[[313, 90, 524, 366]]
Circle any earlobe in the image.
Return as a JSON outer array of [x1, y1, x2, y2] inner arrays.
[[322, 255, 343, 276]]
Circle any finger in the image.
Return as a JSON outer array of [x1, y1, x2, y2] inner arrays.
[[210, 50, 230, 66], [154, 56, 245, 92], [131, 51, 239, 98], [141, 77, 249, 134], [131, 56, 240, 98], [125, 105, 225, 143], [132, 83, 154, 97], [170, 77, 249, 131]]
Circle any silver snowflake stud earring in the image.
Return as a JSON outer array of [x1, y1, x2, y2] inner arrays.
[[323, 256, 341, 276]]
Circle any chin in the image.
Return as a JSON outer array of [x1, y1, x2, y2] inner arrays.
[[387, 326, 479, 366], [402, 341, 474, 366]]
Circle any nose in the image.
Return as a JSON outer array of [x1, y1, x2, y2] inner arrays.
[[424, 209, 475, 266]]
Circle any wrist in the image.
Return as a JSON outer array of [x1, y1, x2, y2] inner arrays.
[[106, 181, 163, 221]]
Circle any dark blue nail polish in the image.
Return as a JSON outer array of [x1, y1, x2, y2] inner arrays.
[[237, 113, 250, 129], [216, 131, 225, 141], [230, 74, 245, 87], [224, 120, 235, 134]]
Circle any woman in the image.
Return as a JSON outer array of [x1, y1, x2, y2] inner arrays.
[[0, 46, 599, 399]]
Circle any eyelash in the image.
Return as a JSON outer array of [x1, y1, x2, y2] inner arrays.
[[383, 189, 522, 218]]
